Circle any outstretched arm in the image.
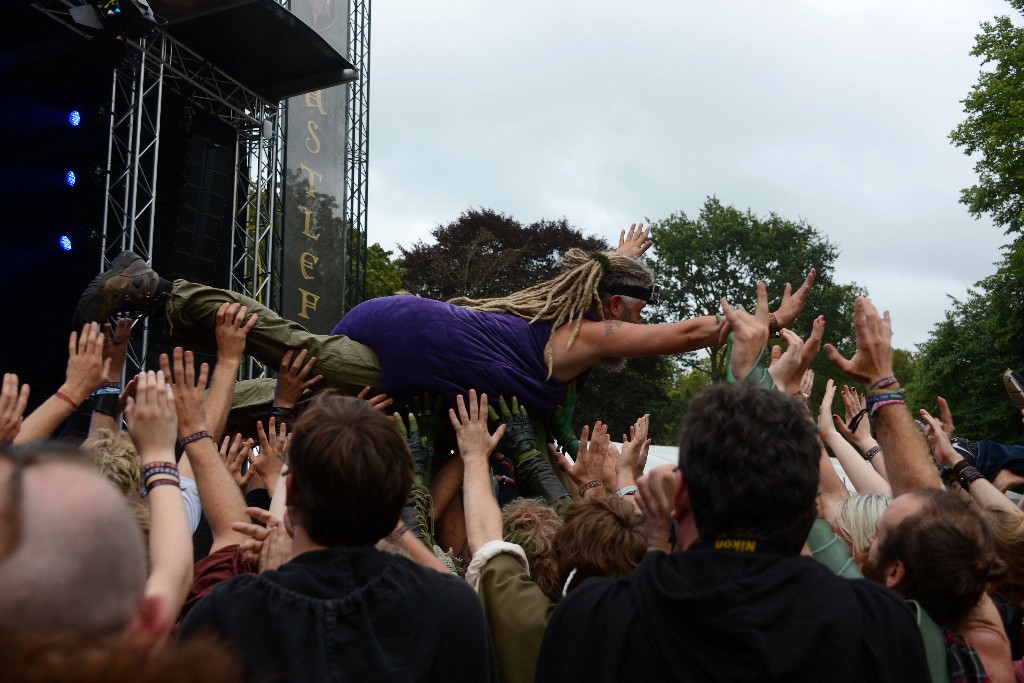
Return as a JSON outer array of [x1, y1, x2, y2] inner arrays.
[[551, 273, 815, 382]]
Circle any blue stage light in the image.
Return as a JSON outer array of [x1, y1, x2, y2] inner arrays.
[[60, 235, 73, 251], [69, 110, 81, 127], [66, 170, 77, 187]]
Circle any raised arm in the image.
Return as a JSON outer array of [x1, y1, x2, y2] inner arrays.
[[825, 297, 941, 495], [88, 318, 132, 435], [450, 390, 505, 555], [549, 273, 815, 382], [819, 379, 891, 496], [17, 322, 109, 443], [161, 347, 250, 553], [206, 302, 258, 443], [0, 373, 29, 444], [125, 369, 193, 637]]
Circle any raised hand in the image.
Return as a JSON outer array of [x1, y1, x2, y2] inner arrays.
[[824, 297, 894, 387], [219, 433, 255, 490], [214, 302, 258, 362], [773, 269, 817, 329], [721, 282, 770, 382], [232, 506, 292, 571], [124, 369, 178, 463], [818, 379, 840, 438], [617, 223, 653, 258], [618, 414, 650, 484], [488, 395, 542, 464], [274, 349, 323, 410], [553, 421, 611, 495], [0, 374, 29, 444], [101, 317, 133, 381], [356, 386, 393, 412], [450, 390, 505, 465], [252, 418, 287, 493], [159, 347, 210, 437], [62, 322, 111, 404]]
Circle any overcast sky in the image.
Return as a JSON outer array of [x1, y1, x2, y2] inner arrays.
[[367, 0, 1014, 350]]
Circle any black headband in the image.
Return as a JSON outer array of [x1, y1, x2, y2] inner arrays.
[[599, 283, 660, 305]]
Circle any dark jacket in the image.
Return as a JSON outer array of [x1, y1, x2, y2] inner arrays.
[[179, 545, 497, 683], [536, 547, 931, 683]]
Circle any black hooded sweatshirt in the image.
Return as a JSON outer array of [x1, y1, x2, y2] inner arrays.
[[536, 547, 931, 683]]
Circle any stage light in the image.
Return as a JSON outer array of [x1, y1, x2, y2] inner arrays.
[[69, 110, 81, 127], [60, 235, 73, 251], [66, 171, 77, 187]]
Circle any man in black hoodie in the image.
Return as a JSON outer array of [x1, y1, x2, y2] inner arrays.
[[535, 295, 930, 683]]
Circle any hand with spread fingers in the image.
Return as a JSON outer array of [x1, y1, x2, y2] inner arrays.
[[824, 297, 894, 387], [275, 349, 323, 410], [553, 421, 612, 496], [159, 347, 210, 437], [219, 433, 255, 490], [252, 418, 287, 495], [214, 302, 259, 363], [62, 322, 112, 404], [357, 386, 393, 412], [0, 373, 29, 444], [617, 223, 653, 258], [450, 389, 505, 465]]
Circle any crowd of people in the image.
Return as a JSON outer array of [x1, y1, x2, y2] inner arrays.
[[1, 225, 1023, 682]]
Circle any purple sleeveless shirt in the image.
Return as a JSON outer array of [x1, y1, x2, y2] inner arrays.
[[332, 296, 576, 418]]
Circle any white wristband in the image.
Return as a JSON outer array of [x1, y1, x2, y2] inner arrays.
[[615, 485, 638, 497]]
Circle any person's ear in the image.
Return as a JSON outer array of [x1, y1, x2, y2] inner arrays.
[[672, 468, 689, 520], [885, 559, 906, 590], [607, 294, 626, 318], [122, 593, 175, 644]]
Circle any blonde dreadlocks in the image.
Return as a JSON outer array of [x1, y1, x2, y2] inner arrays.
[[448, 249, 653, 378]]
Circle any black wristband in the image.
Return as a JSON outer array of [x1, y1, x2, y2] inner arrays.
[[91, 392, 121, 418], [269, 406, 296, 421]]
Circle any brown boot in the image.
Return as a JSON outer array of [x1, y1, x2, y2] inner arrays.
[[73, 251, 167, 326]]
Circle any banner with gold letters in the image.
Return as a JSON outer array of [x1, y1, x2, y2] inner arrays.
[[281, 0, 350, 333]]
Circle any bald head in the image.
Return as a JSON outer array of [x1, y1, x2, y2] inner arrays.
[[0, 449, 147, 638]]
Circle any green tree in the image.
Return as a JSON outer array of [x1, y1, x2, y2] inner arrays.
[[398, 208, 607, 300], [950, 2, 1024, 233], [648, 197, 866, 410], [908, 241, 1024, 444], [364, 243, 405, 300]]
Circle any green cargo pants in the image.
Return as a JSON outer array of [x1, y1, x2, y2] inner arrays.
[[165, 279, 382, 399]]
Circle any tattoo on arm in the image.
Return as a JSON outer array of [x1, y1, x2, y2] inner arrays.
[[603, 320, 625, 337]]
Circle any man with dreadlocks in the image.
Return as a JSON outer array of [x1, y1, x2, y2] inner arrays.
[[72, 227, 815, 422]]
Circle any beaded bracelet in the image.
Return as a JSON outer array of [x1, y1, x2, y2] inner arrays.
[[179, 430, 211, 448], [141, 478, 180, 498], [579, 480, 604, 497], [863, 445, 881, 462], [767, 313, 781, 337], [142, 461, 177, 473]]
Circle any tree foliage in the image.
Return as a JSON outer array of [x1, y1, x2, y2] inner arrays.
[[364, 243, 406, 300], [908, 241, 1024, 444], [950, 2, 1024, 233], [648, 197, 866, 409], [398, 208, 607, 301]]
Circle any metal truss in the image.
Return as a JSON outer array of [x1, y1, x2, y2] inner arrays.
[[343, 0, 370, 312]]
